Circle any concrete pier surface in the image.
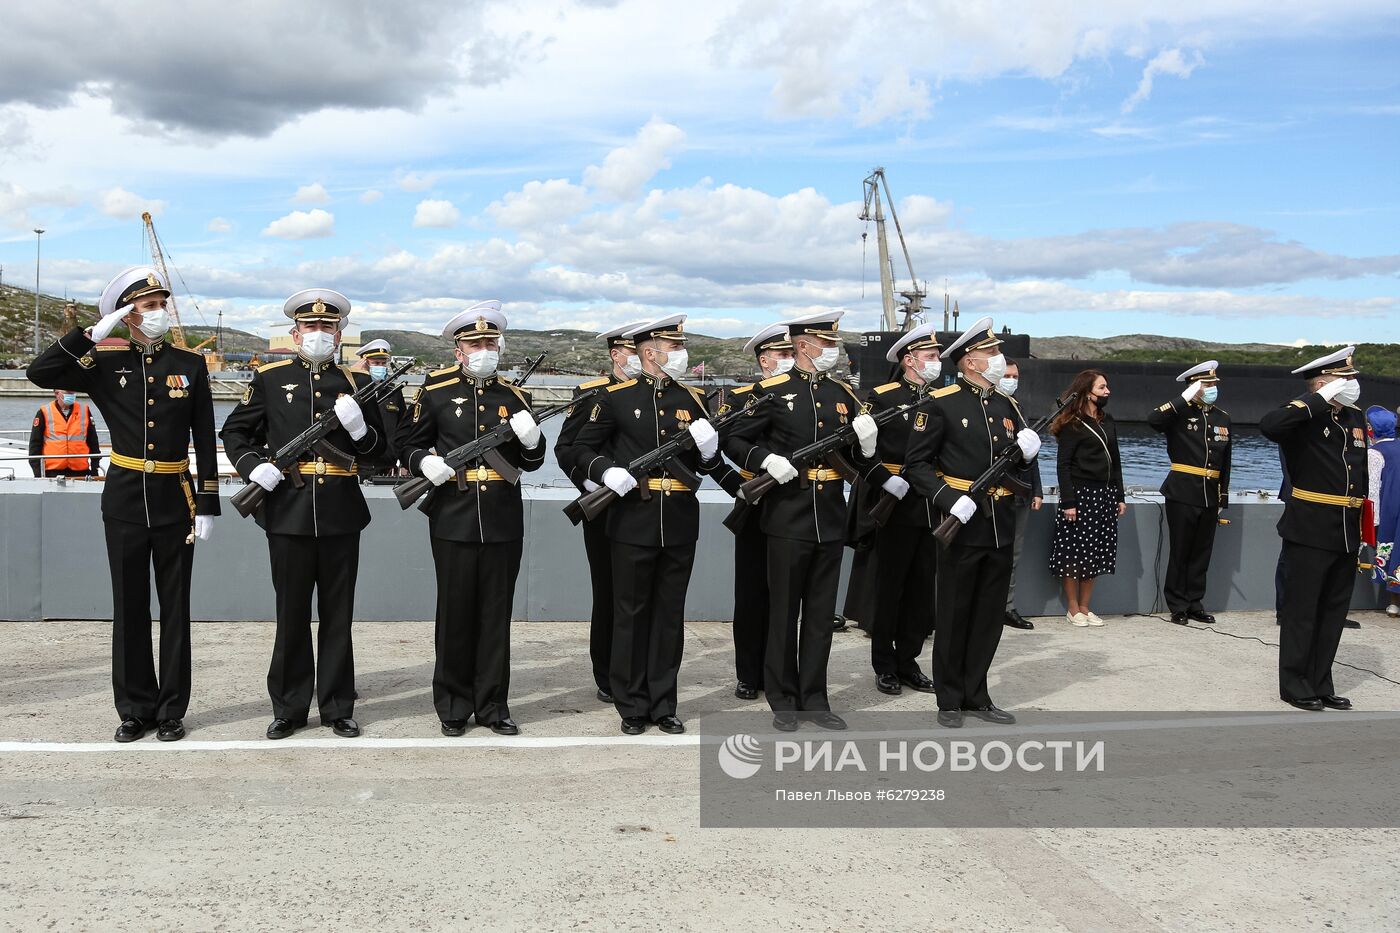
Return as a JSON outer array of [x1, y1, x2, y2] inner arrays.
[[1, 611, 1398, 931]]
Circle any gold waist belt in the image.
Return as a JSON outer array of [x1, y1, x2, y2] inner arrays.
[[109, 452, 189, 474], [1291, 487, 1363, 508], [291, 462, 358, 477], [457, 466, 505, 483], [1170, 463, 1221, 479], [882, 463, 903, 474], [804, 467, 842, 482], [936, 470, 1013, 498], [646, 477, 691, 493]]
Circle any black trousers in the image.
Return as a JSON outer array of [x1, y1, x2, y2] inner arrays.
[[732, 518, 770, 687], [1278, 540, 1352, 702], [766, 537, 842, 711], [104, 518, 194, 722], [611, 541, 695, 721], [841, 545, 878, 631], [265, 532, 359, 723], [933, 542, 1012, 711], [431, 537, 521, 725], [583, 518, 613, 692], [1164, 500, 1220, 614], [872, 524, 936, 677]]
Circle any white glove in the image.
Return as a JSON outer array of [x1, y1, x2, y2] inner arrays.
[[882, 475, 910, 499], [950, 495, 977, 524], [582, 478, 600, 492], [249, 462, 283, 492], [334, 396, 367, 441], [603, 467, 637, 496], [1315, 378, 1347, 403], [194, 515, 215, 541], [762, 454, 798, 484], [420, 454, 454, 487], [689, 418, 719, 459], [852, 413, 878, 458], [90, 306, 130, 342], [1180, 381, 1203, 402], [1015, 428, 1041, 460], [509, 410, 541, 448]]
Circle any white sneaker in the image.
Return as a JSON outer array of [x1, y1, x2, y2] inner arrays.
[[1068, 612, 1090, 627], [1085, 612, 1105, 626], [1387, 604, 1399, 618]]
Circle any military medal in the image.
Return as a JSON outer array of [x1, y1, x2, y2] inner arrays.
[[167, 374, 189, 398], [634, 408, 642, 419], [282, 383, 298, 404], [498, 405, 509, 421], [961, 417, 969, 428]]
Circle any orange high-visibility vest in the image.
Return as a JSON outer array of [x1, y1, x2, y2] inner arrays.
[[41, 401, 92, 473]]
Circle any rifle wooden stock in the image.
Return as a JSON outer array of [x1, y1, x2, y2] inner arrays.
[[229, 482, 265, 518], [395, 474, 432, 509], [868, 486, 899, 527], [564, 484, 614, 526]]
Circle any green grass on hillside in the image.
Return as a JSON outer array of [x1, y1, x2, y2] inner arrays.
[[1101, 345, 1400, 379]]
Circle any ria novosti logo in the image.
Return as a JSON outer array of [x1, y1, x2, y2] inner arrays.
[[717, 733, 763, 779]]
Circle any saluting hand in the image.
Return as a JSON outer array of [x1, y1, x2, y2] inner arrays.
[[89, 306, 130, 342]]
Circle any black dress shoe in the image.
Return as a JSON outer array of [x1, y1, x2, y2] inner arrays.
[[964, 705, 1016, 724], [329, 717, 360, 738], [156, 719, 185, 742], [876, 673, 901, 695], [655, 715, 685, 734], [596, 687, 614, 703], [1318, 694, 1353, 710], [1283, 697, 1324, 711], [772, 712, 799, 732], [937, 709, 964, 728], [489, 718, 520, 735], [832, 615, 849, 633], [1343, 618, 1361, 629], [266, 717, 305, 740], [1170, 612, 1189, 625], [440, 720, 468, 737], [810, 712, 847, 731], [1187, 610, 1216, 624], [734, 681, 759, 700], [620, 716, 649, 735], [1004, 610, 1034, 630], [114, 717, 149, 743], [899, 671, 937, 694]]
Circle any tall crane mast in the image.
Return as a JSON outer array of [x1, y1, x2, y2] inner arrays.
[[859, 168, 927, 332], [142, 211, 187, 349]]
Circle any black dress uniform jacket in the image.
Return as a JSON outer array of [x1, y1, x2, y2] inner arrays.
[[556, 375, 616, 492], [721, 369, 867, 543], [860, 376, 939, 528], [28, 328, 220, 526], [399, 368, 545, 543], [220, 356, 385, 536], [572, 371, 721, 548], [1147, 397, 1232, 508], [903, 379, 1029, 548], [1261, 392, 1369, 555]]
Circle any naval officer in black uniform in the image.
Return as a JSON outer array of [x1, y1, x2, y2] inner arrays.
[[859, 322, 942, 697], [722, 311, 878, 731], [720, 322, 796, 701], [220, 289, 386, 739], [1148, 360, 1233, 624], [554, 320, 645, 704], [903, 316, 1041, 728], [353, 338, 408, 475], [400, 302, 544, 736], [571, 314, 724, 735], [28, 266, 219, 743], [1260, 347, 1366, 711]]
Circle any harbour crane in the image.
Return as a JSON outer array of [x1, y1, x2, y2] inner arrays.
[[859, 168, 928, 332], [142, 211, 224, 371]]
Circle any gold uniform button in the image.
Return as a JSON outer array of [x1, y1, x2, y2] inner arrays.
[[313, 374, 320, 381], [147, 443, 155, 451], [660, 429, 667, 436], [817, 483, 825, 490], [314, 391, 321, 398], [145, 357, 153, 364], [817, 421, 824, 428], [147, 398, 154, 406], [147, 376, 154, 384], [815, 402, 822, 408], [314, 412, 322, 419], [147, 421, 155, 427], [317, 477, 325, 485], [479, 405, 486, 411]]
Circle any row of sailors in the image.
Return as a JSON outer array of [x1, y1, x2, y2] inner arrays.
[[27, 264, 1366, 741]]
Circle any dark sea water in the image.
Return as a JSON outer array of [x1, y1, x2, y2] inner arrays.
[[1, 396, 1285, 492]]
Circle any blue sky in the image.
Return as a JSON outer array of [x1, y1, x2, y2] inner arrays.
[[0, 0, 1396, 346]]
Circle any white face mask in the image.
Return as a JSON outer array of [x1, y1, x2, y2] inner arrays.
[[135, 309, 169, 340], [810, 345, 840, 373], [299, 330, 336, 361], [917, 359, 943, 383], [770, 356, 795, 376], [658, 348, 689, 380], [977, 353, 1007, 383], [620, 352, 643, 379], [463, 349, 499, 378], [1335, 379, 1361, 407], [999, 376, 1019, 396]]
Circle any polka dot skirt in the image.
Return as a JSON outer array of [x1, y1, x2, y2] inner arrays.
[[1049, 482, 1119, 579]]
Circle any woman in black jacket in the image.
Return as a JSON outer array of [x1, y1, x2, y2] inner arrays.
[[1048, 369, 1126, 626]]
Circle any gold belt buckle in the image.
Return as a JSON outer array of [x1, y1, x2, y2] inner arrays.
[[477, 465, 489, 482], [314, 461, 326, 476], [142, 459, 156, 473], [661, 477, 673, 492], [818, 468, 830, 481]]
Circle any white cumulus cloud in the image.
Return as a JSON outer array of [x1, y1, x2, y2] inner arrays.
[[97, 186, 165, 219], [583, 118, 686, 200], [413, 198, 461, 228], [359, 189, 384, 204], [856, 68, 932, 126], [1122, 48, 1204, 113], [260, 208, 334, 239], [488, 179, 591, 230], [207, 216, 233, 233], [397, 170, 439, 192], [293, 182, 331, 204]]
